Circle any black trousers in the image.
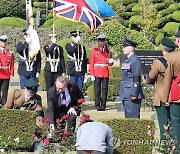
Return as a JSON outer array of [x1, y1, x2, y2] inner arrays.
[[94, 77, 109, 109], [45, 71, 62, 91], [0, 79, 10, 105]]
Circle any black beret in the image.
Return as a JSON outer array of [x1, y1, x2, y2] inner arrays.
[[162, 38, 176, 48], [70, 31, 81, 37], [122, 38, 138, 47], [24, 79, 39, 88]]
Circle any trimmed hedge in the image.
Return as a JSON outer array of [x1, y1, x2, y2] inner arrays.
[[0, 109, 36, 151], [172, 10, 180, 22], [101, 118, 155, 154], [0, 17, 26, 28], [163, 22, 180, 36], [33, 2, 52, 9]]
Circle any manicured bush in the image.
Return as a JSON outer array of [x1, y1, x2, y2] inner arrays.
[[163, 22, 179, 36], [155, 3, 167, 11], [155, 33, 164, 46], [0, 0, 26, 19], [172, 10, 180, 22], [161, 14, 172, 25], [126, 3, 136, 11], [0, 109, 36, 151], [132, 4, 141, 14], [129, 15, 143, 27], [0, 17, 26, 28], [107, 0, 138, 5], [33, 2, 52, 9], [101, 118, 155, 154]]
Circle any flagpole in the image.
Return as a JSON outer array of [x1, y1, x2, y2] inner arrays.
[[77, 22, 80, 69]]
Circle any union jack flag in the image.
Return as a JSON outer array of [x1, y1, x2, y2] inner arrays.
[[53, 0, 103, 33]]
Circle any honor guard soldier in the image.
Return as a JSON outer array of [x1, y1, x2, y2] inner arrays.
[[66, 31, 87, 92], [4, 79, 44, 128], [44, 34, 66, 91], [175, 25, 180, 48], [0, 35, 14, 106], [161, 30, 180, 152], [119, 38, 144, 118], [16, 30, 41, 89], [90, 34, 114, 111], [145, 37, 176, 146]]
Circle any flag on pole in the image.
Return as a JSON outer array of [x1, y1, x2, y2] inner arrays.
[[53, 0, 103, 33], [85, 0, 115, 18], [26, 0, 40, 59]]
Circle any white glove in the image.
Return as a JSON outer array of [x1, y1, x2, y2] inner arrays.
[[50, 124, 55, 132], [26, 36, 31, 43], [67, 107, 77, 115], [10, 75, 13, 80], [62, 73, 66, 76], [108, 58, 114, 64], [51, 37, 56, 44], [36, 72, 39, 78], [91, 75, 95, 81]]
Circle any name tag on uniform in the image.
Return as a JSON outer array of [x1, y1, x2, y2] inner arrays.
[[121, 63, 131, 70]]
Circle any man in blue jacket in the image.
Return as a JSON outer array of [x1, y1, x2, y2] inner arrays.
[[119, 38, 144, 118]]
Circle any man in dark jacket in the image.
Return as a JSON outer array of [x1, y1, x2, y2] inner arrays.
[[47, 75, 83, 132], [16, 30, 41, 89], [44, 34, 66, 91], [65, 31, 87, 92]]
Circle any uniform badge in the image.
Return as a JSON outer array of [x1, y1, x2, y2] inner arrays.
[[134, 84, 137, 87], [121, 63, 131, 70]]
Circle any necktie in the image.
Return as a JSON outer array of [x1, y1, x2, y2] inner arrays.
[[61, 92, 66, 105]]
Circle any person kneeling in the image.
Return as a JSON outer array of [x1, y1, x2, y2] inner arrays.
[[4, 79, 44, 128]]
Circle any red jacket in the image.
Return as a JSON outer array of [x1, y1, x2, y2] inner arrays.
[[0, 48, 14, 79], [90, 47, 113, 78]]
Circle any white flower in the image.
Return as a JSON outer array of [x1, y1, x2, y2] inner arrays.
[[14, 137, 20, 143], [0, 149, 5, 153]]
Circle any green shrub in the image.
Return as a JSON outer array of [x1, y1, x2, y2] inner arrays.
[[155, 3, 167, 11], [0, 0, 26, 19], [129, 15, 143, 26], [39, 69, 46, 90], [172, 10, 180, 22], [163, 22, 179, 36], [161, 14, 172, 25], [33, 2, 52, 9], [0, 109, 36, 151], [87, 85, 94, 101], [107, 0, 138, 5], [132, 4, 141, 14], [101, 119, 155, 154], [155, 33, 164, 46], [126, 3, 136, 11], [41, 17, 78, 28], [159, 8, 175, 17], [0, 17, 26, 28]]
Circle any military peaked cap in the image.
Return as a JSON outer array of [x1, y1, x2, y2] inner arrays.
[[97, 34, 107, 39], [0, 35, 8, 42], [122, 38, 138, 47]]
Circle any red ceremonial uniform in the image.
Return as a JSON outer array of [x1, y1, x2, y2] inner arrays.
[[0, 48, 14, 79], [90, 47, 113, 78]]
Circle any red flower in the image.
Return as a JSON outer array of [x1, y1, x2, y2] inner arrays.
[[62, 130, 70, 141], [44, 119, 50, 124], [56, 119, 61, 125], [80, 114, 90, 125], [78, 98, 85, 105], [44, 138, 50, 145], [62, 115, 69, 120], [37, 138, 42, 142]]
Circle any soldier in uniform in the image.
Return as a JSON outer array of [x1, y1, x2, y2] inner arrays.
[[119, 38, 144, 118], [175, 25, 180, 48], [66, 31, 87, 92], [4, 79, 44, 128], [44, 34, 66, 91], [16, 30, 41, 89], [145, 38, 176, 143], [90, 34, 114, 111], [0, 35, 14, 106], [162, 38, 180, 152]]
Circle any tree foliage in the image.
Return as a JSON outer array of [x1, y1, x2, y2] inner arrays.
[[0, 0, 26, 19]]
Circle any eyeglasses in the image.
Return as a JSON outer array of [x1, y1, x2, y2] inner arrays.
[[98, 39, 105, 42]]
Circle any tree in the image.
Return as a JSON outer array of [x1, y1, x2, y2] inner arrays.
[[0, 0, 26, 19], [138, 0, 162, 43]]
